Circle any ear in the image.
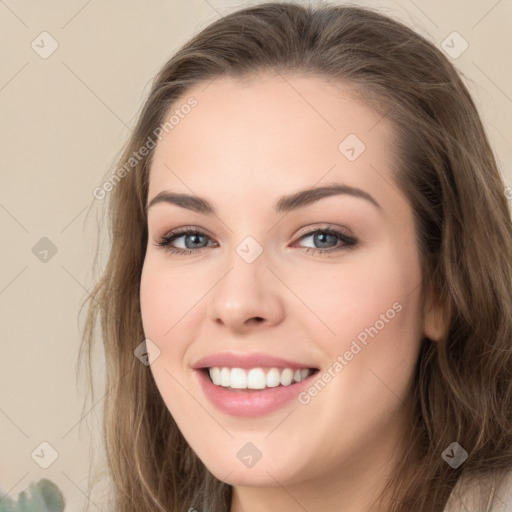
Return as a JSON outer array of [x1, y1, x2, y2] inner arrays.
[[423, 288, 447, 341]]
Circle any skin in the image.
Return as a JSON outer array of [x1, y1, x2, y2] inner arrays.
[[139, 72, 444, 512]]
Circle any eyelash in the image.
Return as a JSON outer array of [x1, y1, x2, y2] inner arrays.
[[154, 225, 358, 256]]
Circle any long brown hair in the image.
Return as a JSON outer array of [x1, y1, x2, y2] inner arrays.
[[79, 2, 512, 511]]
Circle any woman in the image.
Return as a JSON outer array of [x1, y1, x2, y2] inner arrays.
[[80, 2, 512, 511]]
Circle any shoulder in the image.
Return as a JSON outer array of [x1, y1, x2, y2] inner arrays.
[[492, 470, 512, 511], [444, 470, 512, 512]]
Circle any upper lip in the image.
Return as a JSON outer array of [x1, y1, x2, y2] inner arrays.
[[192, 352, 319, 370]]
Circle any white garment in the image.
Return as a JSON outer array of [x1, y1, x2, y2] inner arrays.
[[444, 471, 512, 512]]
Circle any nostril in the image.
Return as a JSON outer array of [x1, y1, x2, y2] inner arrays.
[[248, 317, 264, 324]]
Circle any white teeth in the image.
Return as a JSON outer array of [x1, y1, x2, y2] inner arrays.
[[210, 367, 221, 385], [266, 368, 281, 387], [207, 367, 314, 389], [247, 368, 266, 389], [280, 368, 294, 386], [220, 367, 230, 386], [230, 368, 247, 389]]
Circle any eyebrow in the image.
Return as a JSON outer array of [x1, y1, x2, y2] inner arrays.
[[145, 181, 382, 216]]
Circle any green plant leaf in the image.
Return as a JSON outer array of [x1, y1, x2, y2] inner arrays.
[[0, 479, 65, 512]]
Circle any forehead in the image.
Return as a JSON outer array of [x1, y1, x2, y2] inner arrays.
[[147, 72, 400, 213]]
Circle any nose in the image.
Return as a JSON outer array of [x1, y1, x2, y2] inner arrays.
[[207, 250, 285, 333]]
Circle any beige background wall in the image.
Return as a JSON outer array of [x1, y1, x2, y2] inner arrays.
[[1, 0, 511, 510]]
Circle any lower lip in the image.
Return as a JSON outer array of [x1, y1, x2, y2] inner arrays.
[[194, 369, 317, 417]]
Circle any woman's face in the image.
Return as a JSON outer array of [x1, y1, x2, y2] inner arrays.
[[140, 73, 438, 493]]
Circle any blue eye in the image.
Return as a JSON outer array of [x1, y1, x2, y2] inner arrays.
[[155, 227, 215, 255], [154, 225, 357, 256], [293, 228, 357, 254]]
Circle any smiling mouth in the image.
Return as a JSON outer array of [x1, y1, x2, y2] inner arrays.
[[203, 366, 320, 390]]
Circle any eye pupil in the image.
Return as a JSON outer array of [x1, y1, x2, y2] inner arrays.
[[315, 232, 336, 248], [186, 233, 206, 248]]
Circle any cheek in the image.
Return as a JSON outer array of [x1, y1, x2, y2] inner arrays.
[[139, 263, 195, 418], [318, 244, 423, 402], [139, 265, 168, 341], [290, 244, 422, 350], [139, 256, 213, 412], [139, 257, 204, 343], [292, 246, 423, 449], [139, 262, 187, 383]]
